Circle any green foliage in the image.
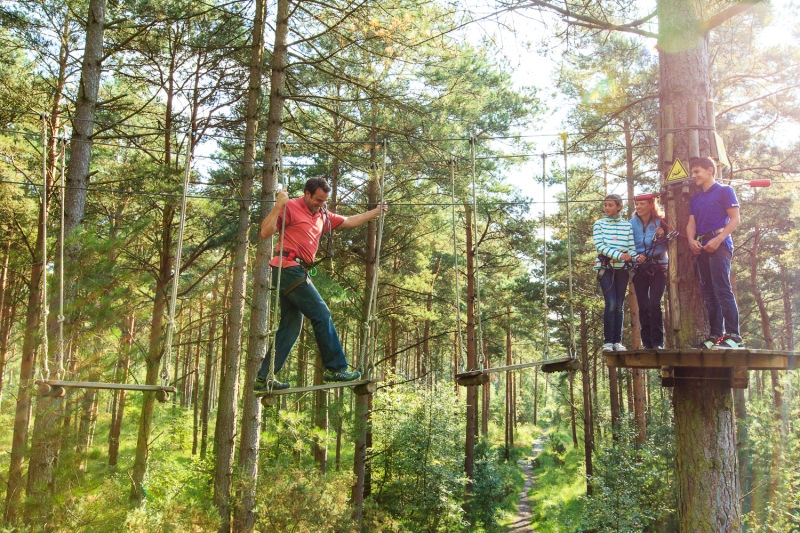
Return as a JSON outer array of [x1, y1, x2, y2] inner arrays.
[[579, 420, 675, 533], [464, 440, 522, 532], [369, 381, 466, 533], [252, 465, 355, 533]]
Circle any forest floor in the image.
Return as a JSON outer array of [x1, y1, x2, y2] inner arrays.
[[505, 437, 544, 533]]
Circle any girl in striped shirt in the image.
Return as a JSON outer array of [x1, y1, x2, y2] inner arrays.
[[593, 194, 637, 351]]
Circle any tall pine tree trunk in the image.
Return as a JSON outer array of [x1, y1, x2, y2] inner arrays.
[[231, 2, 288, 530], [658, 1, 742, 529], [463, 203, 478, 490]]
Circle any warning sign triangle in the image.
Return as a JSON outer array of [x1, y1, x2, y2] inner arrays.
[[667, 158, 689, 182]]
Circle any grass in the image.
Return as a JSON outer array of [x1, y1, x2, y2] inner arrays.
[[526, 427, 586, 533]]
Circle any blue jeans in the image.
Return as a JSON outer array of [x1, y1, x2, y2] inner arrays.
[[695, 246, 739, 336], [633, 265, 666, 348], [257, 266, 348, 380], [598, 268, 629, 344]]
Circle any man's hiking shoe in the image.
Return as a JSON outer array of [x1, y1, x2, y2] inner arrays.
[[698, 336, 723, 349], [323, 368, 361, 383], [712, 333, 744, 350], [254, 377, 291, 393], [602, 343, 614, 352], [613, 343, 627, 351]]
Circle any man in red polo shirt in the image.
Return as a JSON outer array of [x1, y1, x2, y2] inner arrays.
[[255, 177, 387, 391]]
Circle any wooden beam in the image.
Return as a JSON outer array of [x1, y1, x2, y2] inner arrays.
[[37, 380, 176, 392], [254, 379, 372, 397]]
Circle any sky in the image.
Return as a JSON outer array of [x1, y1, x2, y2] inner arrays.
[[457, 0, 799, 211]]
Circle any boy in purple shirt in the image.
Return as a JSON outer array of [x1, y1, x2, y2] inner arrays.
[[686, 157, 743, 349]]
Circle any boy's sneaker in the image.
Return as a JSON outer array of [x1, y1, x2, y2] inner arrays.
[[254, 377, 291, 393], [602, 343, 615, 352], [323, 368, 361, 383], [713, 333, 744, 349], [698, 335, 723, 349], [613, 343, 626, 351]]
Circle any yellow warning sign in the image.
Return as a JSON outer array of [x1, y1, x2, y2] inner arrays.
[[667, 158, 689, 182]]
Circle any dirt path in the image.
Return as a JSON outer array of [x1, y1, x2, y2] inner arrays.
[[506, 439, 544, 533]]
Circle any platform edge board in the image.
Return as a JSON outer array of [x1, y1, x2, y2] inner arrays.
[[255, 379, 373, 397], [36, 380, 176, 392], [604, 348, 796, 370]]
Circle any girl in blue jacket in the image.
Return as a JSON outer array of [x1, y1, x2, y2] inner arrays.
[[631, 193, 669, 349]]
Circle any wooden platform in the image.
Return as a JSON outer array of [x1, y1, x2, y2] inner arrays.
[[455, 356, 579, 386], [36, 380, 176, 392], [603, 348, 797, 371], [255, 379, 374, 398], [603, 348, 797, 389]]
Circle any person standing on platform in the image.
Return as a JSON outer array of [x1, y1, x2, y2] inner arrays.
[[593, 194, 638, 352], [631, 193, 669, 349], [686, 156, 743, 349]]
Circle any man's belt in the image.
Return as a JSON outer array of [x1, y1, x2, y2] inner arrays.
[[696, 228, 723, 242], [278, 251, 315, 270]]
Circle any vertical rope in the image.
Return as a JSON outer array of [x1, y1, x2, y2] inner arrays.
[[359, 141, 388, 379], [541, 153, 548, 359], [449, 159, 465, 372], [267, 142, 285, 385], [561, 133, 576, 359], [470, 138, 486, 369], [162, 130, 193, 387], [40, 113, 50, 379], [57, 136, 66, 377]]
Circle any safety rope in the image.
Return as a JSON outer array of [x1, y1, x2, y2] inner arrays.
[[267, 142, 286, 387], [449, 158, 465, 372], [541, 153, 548, 358], [40, 114, 50, 379], [162, 130, 194, 387], [470, 138, 486, 370], [359, 141, 388, 379], [561, 134, 577, 359]]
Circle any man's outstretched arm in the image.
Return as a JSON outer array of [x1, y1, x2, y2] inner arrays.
[[338, 202, 387, 230]]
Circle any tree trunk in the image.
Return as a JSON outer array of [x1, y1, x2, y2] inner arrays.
[[313, 358, 328, 473], [533, 366, 538, 426], [569, 370, 577, 448], [504, 317, 512, 459], [659, 4, 743, 528], [579, 309, 593, 495], [234, 0, 291, 522], [200, 289, 218, 459], [608, 365, 620, 440], [5, 114, 58, 523], [192, 313, 201, 455], [109, 314, 134, 466], [463, 203, 478, 491], [130, 213, 174, 503], [673, 378, 740, 532]]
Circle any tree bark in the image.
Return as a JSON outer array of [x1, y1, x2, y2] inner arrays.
[[463, 203, 478, 491], [109, 314, 134, 466], [313, 358, 328, 473], [658, 2, 743, 529], [228, 0, 274, 530], [674, 377, 741, 532], [579, 309, 593, 495]]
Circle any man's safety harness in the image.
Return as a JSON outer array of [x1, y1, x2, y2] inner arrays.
[[274, 205, 335, 297]]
